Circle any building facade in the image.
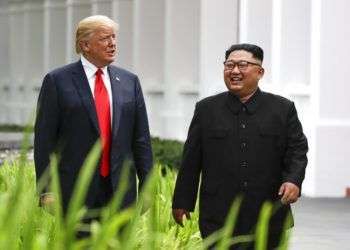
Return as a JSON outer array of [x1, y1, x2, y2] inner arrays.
[[0, 0, 349, 197]]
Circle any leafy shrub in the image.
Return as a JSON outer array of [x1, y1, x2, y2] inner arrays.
[[151, 137, 184, 169]]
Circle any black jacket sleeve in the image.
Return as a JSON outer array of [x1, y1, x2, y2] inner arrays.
[[282, 102, 308, 188], [172, 104, 202, 211]]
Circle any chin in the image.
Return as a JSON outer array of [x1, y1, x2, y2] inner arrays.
[[104, 58, 115, 65]]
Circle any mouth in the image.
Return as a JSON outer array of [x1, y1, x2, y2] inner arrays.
[[230, 76, 243, 84], [107, 50, 116, 56]]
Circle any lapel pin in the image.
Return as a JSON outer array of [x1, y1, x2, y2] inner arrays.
[[115, 76, 120, 81]]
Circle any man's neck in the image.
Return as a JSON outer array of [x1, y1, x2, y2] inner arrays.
[[240, 89, 258, 103]]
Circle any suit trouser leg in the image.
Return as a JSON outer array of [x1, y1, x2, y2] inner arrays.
[[76, 175, 113, 239]]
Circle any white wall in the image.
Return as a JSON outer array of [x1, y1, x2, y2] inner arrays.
[[312, 0, 350, 197]]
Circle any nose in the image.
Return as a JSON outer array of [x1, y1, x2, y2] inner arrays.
[[109, 37, 116, 48], [231, 64, 241, 74], [111, 37, 116, 44]]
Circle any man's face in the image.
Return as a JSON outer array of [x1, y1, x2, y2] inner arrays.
[[223, 50, 264, 98], [82, 25, 117, 68]]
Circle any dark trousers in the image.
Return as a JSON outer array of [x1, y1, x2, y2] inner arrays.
[[91, 175, 114, 208], [77, 175, 113, 238]]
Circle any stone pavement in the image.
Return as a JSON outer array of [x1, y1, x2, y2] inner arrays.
[[0, 132, 33, 165], [0, 132, 33, 150], [289, 197, 350, 250]]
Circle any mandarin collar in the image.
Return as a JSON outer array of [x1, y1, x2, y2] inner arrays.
[[226, 88, 262, 114]]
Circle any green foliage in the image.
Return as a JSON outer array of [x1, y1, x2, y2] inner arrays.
[[151, 137, 184, 170], [0, 147, 290, 249], [0, 124, 34, 132]]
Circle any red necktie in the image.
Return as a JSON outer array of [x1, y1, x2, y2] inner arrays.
[[94, 69, 111, 177]]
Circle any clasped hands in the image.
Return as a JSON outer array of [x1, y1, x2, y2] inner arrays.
[[172, 182, 300, 226]]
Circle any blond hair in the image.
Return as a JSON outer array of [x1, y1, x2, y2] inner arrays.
[[75, 15, 119, 54]]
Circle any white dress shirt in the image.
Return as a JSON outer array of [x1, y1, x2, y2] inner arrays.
[[80, 55, 113, 123]]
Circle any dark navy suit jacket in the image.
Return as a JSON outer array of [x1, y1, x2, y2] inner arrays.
[[34, 60, 153, 211]]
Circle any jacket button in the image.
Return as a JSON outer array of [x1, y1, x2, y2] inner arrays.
[[241, 161, 248, 167], [241, 123, 246, 129]]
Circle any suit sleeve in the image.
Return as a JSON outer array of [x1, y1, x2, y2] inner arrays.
[[132, 76, 153, 187], [282, 102, 308, 188], [34, 73, 60, 185], [172, 104, 202, 211]]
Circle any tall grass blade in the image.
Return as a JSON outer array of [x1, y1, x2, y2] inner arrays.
[[255, 202, 273, 250], [215, 195, 243, 250]]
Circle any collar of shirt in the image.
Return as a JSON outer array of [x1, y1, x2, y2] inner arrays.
[[81, 54, 108, 79]]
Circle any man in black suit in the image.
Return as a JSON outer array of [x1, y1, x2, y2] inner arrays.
[[34, 15, 152, 214], [172, 43, 308, 249]]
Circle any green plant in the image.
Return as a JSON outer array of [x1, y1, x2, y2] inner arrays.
[[0, 133, 290, 249], [151, 137, 184, 170]]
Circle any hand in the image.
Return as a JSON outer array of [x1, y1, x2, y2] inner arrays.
[[278, 182, 300, 205], [40, 193, 55, 207], [172, 208, 191, 227]]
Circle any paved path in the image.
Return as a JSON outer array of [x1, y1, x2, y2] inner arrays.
[[289, 197, 350, 250], [0, 132, 33, 149]]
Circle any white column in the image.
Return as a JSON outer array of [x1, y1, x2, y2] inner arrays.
[[239, 0, 273, 86], [112, 0, 134, 70], [162, 0, 202, 140], [276, 0, 313, 195], [132, 0, 166, 137], [21, 0, 45, 125], [8, 0, 25, 125], [312, 0, 350, 197], [43, 0, 67, 73], [91, 0, 113, 16], [0, 1, 10, 124], [199, 0, 239, 98], [66, 0, 92, 63]]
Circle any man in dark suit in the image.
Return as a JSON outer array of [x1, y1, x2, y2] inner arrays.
[[172, 44, 308, 249], [34, 15, 152, 214]]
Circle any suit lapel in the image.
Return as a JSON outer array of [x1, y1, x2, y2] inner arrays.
[[71, 61, 100, 134], [108, 66, 123, 138]]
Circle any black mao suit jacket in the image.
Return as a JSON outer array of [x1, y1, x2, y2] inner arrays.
[[34, 60, 153, 212], [173, 88, 308, 237]]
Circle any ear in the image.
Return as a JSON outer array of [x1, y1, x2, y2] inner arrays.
[[80, 40, 90, 53], [257, 67, 265, 79]]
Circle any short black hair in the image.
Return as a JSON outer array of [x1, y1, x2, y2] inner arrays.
[[225, 43, 264, 62]]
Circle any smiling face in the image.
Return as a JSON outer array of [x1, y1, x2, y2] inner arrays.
[[80, 25, 117, 68], [223, 50, 264, 98]]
